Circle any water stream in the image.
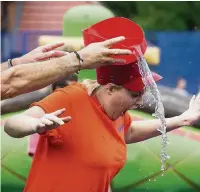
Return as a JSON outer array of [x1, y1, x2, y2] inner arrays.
[[135, 46, 170, 171]]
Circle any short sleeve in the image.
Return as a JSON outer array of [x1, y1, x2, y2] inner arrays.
[[31, 89, 70, 114], [30, 88, 73, 146], [124, 112, 132, 135], [31, 90, 68, 146], [30, 84, 87, 146]]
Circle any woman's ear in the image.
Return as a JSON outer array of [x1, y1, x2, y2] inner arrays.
[[109, 86, 114, 94], [105, 83, 115, 95]]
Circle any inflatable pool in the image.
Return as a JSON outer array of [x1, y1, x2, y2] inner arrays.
[[1, 110, 200, 192]]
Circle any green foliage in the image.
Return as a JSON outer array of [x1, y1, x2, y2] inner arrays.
[[103, 1, 200, 31]]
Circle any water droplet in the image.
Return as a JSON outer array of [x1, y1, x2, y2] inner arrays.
[[154, 179, 156, 181], [148, 179, 151, 181]]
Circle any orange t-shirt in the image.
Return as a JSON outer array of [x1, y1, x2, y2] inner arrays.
[[24, 84, 131, 192]]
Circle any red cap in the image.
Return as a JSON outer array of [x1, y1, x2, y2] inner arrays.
[[97, 63, 162, 92], [83, 17, 147, 65]]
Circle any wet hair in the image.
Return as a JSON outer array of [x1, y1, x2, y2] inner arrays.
[[128, 90, 144, 97]]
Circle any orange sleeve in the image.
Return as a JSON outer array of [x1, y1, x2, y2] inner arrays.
[[124, 112, 132, 135], [31, 89, 70, 113], [30, 88, 73, 145]]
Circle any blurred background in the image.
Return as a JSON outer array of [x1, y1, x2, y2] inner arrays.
[[1, 1, 200, 192]]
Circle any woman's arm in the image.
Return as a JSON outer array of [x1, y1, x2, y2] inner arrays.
[[4, 106, 71, 138], [125, 115, 186, 143], [4, 106, 45, 138], [125, 94, 200, 144]]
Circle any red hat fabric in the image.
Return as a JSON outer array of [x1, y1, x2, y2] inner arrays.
[[83, 17, 147, 65], [97, 63, 162, 92]]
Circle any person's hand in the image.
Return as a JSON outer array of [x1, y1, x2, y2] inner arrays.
[[35, 108, 71, 134], [78, 36, 132, 69], [179, 93, 200, 126], [13, 42, 67, 65]]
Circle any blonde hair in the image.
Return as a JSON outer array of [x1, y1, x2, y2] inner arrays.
[[81, 79, 123, 96], [81, 79, 101, 95]]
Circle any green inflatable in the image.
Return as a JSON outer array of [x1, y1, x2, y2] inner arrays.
[[63, 4, 114, 81], [1, 111, 200, 192], [63, 4, 114, 37]]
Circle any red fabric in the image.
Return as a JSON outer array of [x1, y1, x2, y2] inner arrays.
[[83, 17, 147, 65], [96, 63, 162, 92]]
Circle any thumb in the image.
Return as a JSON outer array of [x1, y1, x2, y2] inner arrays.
[[189, 95, 195, 108]]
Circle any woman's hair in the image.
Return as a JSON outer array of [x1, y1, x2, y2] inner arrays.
[[81, 79, 144, 97], [81, 79, 101, 95]]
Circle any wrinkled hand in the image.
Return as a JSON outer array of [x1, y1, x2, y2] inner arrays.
[[13, 42, 67, 65], [180, 93, 200, 126], [78, 36, 132, 69], [35, 108, 71, 134]]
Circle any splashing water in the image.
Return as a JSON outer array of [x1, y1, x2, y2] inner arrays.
[[135, 46, 170, 171]]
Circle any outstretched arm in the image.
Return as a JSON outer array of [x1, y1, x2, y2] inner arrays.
[[1, 53, 80, 99], [4, 106, 71, 138], [125, 94, 200, 144], [1, 42, 67, 72], [1, 36, 131, 99]]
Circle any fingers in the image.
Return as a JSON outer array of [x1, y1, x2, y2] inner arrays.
[[38, 123, 45, 127], [102, 36, 125, 47], [103, 57, 126, 64], [104, 48, 132, 55], [61, 116, 72, 123], [41, 42, 65, 52], [51, 108, 66, 116], [35, 50, 67, 61], [51, 50, 68, 57], [45, 114, 65, 126], [35, 52, 53, 61], [189, 95, 195, 107], [41, 118, 54, 126], [196, 92, 200, 100]]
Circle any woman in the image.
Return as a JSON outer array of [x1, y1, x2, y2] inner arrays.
[[4, 63, 200, 192], [4, 18, 200, 192]]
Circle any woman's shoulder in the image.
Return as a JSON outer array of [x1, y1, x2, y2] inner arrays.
[[56, 83, 89, 100], [57, 83, 86, 94]]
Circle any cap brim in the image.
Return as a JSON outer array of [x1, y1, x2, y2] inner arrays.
[[151, 71, 163, 82]]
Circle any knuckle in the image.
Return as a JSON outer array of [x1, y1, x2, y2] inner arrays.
[[108, 39, 113, 44], [100, 58, 107, 64], [101, 50, 107, 56]]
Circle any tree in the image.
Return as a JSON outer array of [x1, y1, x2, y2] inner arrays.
[[103, 1, 200, 31]]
